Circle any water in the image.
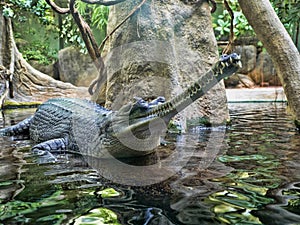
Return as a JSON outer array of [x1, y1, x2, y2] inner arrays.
[[0, 103, 299, 225]]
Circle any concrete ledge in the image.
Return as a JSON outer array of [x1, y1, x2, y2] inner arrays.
[[226, 87, 287, 103]]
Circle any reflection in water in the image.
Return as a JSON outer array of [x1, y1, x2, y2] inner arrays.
[[0, 103, 299, 224], [206, 103, 300, 225], [252, 182, 300, 225]]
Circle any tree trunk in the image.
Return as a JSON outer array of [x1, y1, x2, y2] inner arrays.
[[238, 0, 300, 128], [0, 13, 89, 108]]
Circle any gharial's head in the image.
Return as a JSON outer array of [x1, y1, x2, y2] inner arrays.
[[213, 53, 242, 80], [111, 52, 242, 130]]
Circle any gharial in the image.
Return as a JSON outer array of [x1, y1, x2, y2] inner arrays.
[[0, 53, 241, 159]]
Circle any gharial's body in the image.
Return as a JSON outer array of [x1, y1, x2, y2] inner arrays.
[[0, 53, 241, 159]]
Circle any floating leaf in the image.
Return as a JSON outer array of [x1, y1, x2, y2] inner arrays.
[[97, 188, 120, 198], [74, 207, 120, 225]]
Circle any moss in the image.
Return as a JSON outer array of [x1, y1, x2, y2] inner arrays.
[[187, 116, 212, 127], [3, 101, 41, 109], [225, 118, 232, 126], [187, 116, 231, 127], [167, 120, 184, 134]]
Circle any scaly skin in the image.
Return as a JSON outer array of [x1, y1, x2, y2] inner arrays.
[[0, 53, 241, 159]]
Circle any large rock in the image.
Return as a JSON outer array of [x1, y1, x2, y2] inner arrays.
[[224, 73, 256, 88], [28, 60, 60, 81], [250, 51, 281, 86], [94, 0, 230, 125], [58, 47, 98, 87]]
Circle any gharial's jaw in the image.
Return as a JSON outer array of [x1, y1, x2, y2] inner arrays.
[[89, 108, 163, 155], [111, 115, 167, 142], [110, 100, 168, 138], [76, 113, 164, 158]]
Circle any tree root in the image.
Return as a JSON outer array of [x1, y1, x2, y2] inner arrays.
[[0, 14, 89, 109]]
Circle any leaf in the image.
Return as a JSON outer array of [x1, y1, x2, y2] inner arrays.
[[97, 188, 120, 198], [2, 6, 15, 18], [74, 208, 121, 225]]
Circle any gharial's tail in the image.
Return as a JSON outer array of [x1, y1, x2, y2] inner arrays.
[[0, 115, 33, 136]]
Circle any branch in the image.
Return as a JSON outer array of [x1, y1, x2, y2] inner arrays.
[[208, 0, 217, 13], [99, 0, 147, 51], [45, 0, 70, 14], [81, 0, 127, 6], [222, 0, 234, 54], [69, 0, 101, 61], [69, 0, 105, 96]]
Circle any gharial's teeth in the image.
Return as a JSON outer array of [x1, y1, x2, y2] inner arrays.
[[166, 103, 171, 109], [225, 62, 229, 67], [238, 61, 242, 68], [221, 62, 225, 68]]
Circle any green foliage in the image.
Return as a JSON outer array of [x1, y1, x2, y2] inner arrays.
[[60, 2, 109, 51], [2, 0, 54, 25], [90, 5, 109, 30], [1, 0, 109, 64], [214, 17, 231, 39], [2, 6, 14, 18], [76, 1, 109, 31], [61, 15, 86, 50], [271, 0, 300, 46], [213, 0, 254, 40], [21, 41, 57, 65], [213, 0, 300, 48], [1, 0, 57, 65], [271, 0, 300, 28]]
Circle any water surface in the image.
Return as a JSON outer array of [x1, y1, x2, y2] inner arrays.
[[0, 103, 299, 225]]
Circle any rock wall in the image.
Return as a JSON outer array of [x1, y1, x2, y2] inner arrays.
[[30, 47, 99, 87], [249, 51, 279, 86], [225, 40, 281, 88], [58, 47, 98, 87], [95, 0, 230, 126]]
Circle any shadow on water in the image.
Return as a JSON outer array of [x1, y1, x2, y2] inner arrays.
[[0, 103, 299, 224]]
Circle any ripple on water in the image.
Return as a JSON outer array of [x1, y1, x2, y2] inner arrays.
[[0, 103, 300, 224]]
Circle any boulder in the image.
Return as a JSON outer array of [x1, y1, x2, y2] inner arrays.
[[96, 0, 230, 125], [250, 51, 281, 86], [225, 73, 256, 88], [236, 74, 256, 88], [29, 60, 55, 78], [58, 47, 98, 87]]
